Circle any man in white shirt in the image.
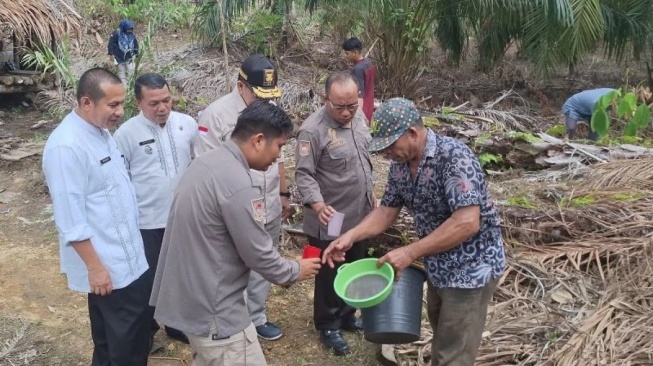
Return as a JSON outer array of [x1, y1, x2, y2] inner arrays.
[[194, 54, 290, 341], [42, 67, 150, 365], [113, 73, 198, 347]]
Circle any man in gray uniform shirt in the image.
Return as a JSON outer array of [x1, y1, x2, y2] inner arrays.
[[295, 72, 375, 356], [150, 101, 321, 366]]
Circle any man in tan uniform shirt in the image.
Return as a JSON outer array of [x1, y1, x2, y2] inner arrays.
[[194, 54, 290, 341], [150, 101, 321, 366], [295, 72, 374, 356]]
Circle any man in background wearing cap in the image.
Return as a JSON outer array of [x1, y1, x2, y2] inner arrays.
[[295, 72, 374, 356], [323, 98, 505, 365], [194, 54, 290, 341]]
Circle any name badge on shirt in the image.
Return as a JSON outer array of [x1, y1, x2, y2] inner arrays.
[[139, 139, 155, 154], [327, 128, 346, 149], [327, 138, 346, 150], [100, 156, 111, 165]]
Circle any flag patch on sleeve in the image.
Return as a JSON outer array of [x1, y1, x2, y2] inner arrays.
[[198, 126, 209, 136], [251, 198, 265, 222], [298, 140, 310, 157]]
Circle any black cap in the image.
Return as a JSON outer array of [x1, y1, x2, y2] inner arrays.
[[238, 54, 282, 99]]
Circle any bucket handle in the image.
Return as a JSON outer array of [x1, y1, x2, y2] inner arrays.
[[337, 263, 349, 273]]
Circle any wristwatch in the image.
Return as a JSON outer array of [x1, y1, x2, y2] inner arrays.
[[279, 192, 291, 197]]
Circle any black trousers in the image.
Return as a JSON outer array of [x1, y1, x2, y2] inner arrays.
[[140, 228, 185, 338], [88, 272, 150, 366], [307, 235, 367, 330]]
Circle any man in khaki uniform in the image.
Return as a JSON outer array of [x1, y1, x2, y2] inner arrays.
[[295, 72, 374, 356], [150, 101, 321, 366], [194, 54, 290, 340]]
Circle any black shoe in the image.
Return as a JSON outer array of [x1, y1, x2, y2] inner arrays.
[[342, 317, 363, 332], [319, 329, 350, 356], [165, 326, 189, 344]]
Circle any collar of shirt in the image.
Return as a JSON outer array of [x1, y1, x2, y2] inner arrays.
[[424, 129, 438, 158], [232, 86, 248, 114], [224, 139, 250, 171], [71, 109, 105, 137], [322, 107, 359, 130], [135, 111, 168, 128]]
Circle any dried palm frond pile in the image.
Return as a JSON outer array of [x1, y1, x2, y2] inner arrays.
[[0, 0, 81, 47], [391, 158, 653, 366]]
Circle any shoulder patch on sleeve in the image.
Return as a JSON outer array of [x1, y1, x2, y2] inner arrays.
[[298, 140, 311, 157], [251, 198, 265, 222]]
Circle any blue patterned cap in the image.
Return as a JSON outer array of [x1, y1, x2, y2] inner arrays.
[[369, 98, 421, 152]]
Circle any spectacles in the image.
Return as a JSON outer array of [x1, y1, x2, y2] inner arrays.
[[327, 100, 359, 112]]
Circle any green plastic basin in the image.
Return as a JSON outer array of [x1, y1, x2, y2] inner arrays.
[[334, 258, 395, 309]]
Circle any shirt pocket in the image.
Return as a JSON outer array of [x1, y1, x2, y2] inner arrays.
[[322, 144, 353, 171], [326, 143, 354, 159]]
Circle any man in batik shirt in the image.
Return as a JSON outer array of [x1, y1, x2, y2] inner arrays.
[[323, 98, 505, 366]]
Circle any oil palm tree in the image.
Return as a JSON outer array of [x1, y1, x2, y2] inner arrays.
[[434, 0, 653, 74], [194, 0, 653, 95]]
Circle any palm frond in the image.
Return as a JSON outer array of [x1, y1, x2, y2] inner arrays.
[[192, 0, 259, 47], [559, 0, 604, 65], [0, 0, 81, 47], [601, 0, 652, 61], [434, 0, 469, 65]]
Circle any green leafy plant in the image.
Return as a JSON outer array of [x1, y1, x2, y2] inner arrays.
[[233, 9, 284, 55], [21, 39, 75, 89], [103, 0, 194, 29], [591, 88, 652, 138], [478, 153, 503, 167], [22, 39, 78, 119]]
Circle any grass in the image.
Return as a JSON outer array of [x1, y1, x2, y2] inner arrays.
[[506, 195, 537, 209], [560, 195, 596, 207], [30, 133, 46, 143], [545, 124, 566, 137], [506, 131, 543, 143], [473, 133, 493, 148], [613, 191, 646, 201]]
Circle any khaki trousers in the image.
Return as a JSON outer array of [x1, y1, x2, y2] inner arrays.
[[427, 278, 499, 366], [117, 62, 134, 87], [187, 323, 267, 366]]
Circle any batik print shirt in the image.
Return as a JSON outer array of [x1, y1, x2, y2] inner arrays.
[[380, 129, 505, 288]]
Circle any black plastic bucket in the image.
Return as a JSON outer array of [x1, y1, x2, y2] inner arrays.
[[361, 266, 427, 344]]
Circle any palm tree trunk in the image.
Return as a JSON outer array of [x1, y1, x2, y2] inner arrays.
[[217, 0, 229, 94]]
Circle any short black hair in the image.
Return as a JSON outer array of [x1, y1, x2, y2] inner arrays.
[[134, 73, 169, 101], [342, 37, 363, 52], [325, 72, 356, 96], [76, 67, 122, 103], [231, 100, 293, 142]]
